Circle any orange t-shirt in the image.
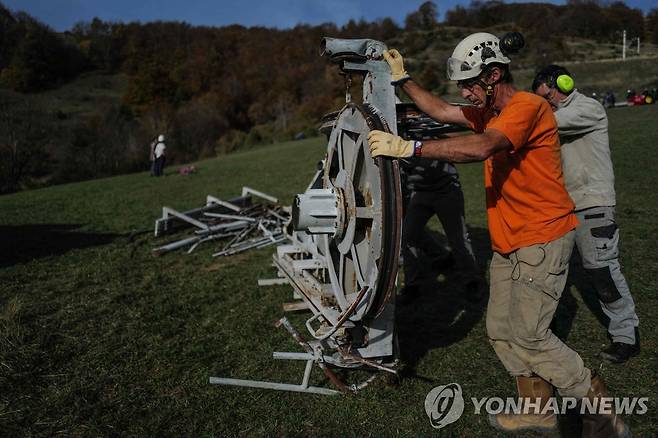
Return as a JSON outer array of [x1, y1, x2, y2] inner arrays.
[[462, 91, 578, 254]]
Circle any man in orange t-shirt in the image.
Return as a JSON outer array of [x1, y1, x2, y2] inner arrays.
[[368, 33, 629, 437]]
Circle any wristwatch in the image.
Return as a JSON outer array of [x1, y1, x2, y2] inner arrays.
[[413, 140, 423, 157]]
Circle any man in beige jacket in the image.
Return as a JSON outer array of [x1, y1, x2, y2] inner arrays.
[[533, 65, 640, 364]]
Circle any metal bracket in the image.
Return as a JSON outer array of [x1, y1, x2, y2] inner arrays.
[[158, 206, 209, 235], [210, 317, 344, 395]]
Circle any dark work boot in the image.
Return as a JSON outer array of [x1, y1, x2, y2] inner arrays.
[[600, 328, 640, 364], [581, 372, 631, 438]]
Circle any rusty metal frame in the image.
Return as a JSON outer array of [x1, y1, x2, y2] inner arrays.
[[210, 37, 402, 395]]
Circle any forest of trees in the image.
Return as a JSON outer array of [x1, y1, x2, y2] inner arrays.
[[0, 1, 657, 192]]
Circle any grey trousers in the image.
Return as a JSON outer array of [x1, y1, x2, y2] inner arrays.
[[402, 187, 478, 286], [574, 206, 639, 344]]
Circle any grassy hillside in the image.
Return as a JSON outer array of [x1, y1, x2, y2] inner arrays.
[[0, 72, 128, 126], [37, 72, 129, 124], [563, 36, 658, 61], [1, 105, 657, 436]]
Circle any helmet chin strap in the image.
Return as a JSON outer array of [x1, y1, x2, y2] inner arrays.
[[477, 77, 503, 110]]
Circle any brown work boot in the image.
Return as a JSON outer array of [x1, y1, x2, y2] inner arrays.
[[581, 372, 631, 438], [488, 375, 558, 434]]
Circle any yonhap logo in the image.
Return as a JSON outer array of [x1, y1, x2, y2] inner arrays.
[[424, 383, 465, 429]]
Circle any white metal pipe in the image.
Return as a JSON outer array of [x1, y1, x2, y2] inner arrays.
[[301, 360, 314, 389], [257, 278, 289, 286], [272, 352, 314, 360], [152, 235, 201, 254], [162, 207, 209, 231], [203, 212, 257, 222], [208, 377, 338, 395], [206, 196, 242, 212], [242, 186, 278, 204]]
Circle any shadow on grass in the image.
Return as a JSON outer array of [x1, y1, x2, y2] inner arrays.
[[396, 226, 492, 381], [0, 223, 120, 268]]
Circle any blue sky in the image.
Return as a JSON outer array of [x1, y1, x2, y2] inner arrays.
[[4, 0, 655, 32]]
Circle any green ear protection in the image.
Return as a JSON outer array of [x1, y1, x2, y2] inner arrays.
[[532, 65, 575, 95], [555, 74, 575, 93]]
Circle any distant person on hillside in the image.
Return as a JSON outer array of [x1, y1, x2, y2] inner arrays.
[[149, 137, 157, 176], [533, 65, 640, 365], [153, 134, 167, 177]]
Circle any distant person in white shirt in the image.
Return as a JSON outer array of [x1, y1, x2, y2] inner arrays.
[[153, 134, 167, 177]]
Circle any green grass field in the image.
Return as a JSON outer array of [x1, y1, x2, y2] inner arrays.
[[1, 105, 657, 436]]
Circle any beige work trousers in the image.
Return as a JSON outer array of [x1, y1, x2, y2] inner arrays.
[[486, 230, 591, 399]]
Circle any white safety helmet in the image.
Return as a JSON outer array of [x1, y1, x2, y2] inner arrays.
[[158, 134, 165, 142], [447, 32, 511, 81]]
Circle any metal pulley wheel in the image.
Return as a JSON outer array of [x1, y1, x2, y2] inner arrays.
[[209, 37, 402, 395], [294, 102, 402, 322]]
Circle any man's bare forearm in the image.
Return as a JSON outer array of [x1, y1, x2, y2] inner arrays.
[[400, 80, 466, 126], [420, 131, 510, 163]]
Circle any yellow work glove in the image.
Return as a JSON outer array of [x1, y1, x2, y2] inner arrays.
[[383, 49, 410, 84], [368, 130, 415, 158]]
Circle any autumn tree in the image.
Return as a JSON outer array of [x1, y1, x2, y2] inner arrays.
[[0, 10, 85, 91], [648, 9, 658, 44], [0, 96, 50, 192], [405, 1, 439, 31], [71, 18, 125, 72]]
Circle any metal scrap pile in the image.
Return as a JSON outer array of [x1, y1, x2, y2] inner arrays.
[[152, 187, 290, 257]]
